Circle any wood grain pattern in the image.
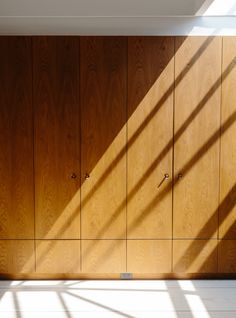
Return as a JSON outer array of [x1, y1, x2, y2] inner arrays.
[[82, 240, 126, 273], [127, 37, 174, 239], [173, 240, 218, 273], [174, 37, 221, 239], [34, 37, 80, 239], [0, 37, 34, 239], [127, 240, 172, 273], [219, 37, 236, 239], [218, 240, 236, 273], [0, 240, 34, 273], [36, 240, 80, 273], [80, 37, 127, 239]]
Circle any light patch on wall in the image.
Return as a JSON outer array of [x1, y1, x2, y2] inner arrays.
[[198, 0, 236, 15]]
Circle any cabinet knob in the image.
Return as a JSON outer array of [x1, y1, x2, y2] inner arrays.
[[164, 173, 169, 179], [177, 173, 183, 179], [85, 173, 90, 180], [71, 173, 77, 179]]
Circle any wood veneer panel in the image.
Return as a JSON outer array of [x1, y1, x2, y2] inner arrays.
[[36, 240, 80, 273], [127, 37, 174, 239], [0, 240, 34, 273], [127, 240, 172, 273], [219, 37, 236, 239], [218, 240, 236, 273], [173, 240, 218, 273], [34, 37, 80, 239], [82, 240, 126, 273], [0, 37, 34, 239], [80, 37, 127, 239], [174, 37, 221, 239]]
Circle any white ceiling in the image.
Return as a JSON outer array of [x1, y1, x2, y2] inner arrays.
[[0, 0, 208, 17]]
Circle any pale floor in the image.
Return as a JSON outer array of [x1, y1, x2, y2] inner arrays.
[[0, 280, 235, 317]]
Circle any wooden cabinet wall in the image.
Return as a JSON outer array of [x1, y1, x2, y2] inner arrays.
[[0, 36, 235, 278]]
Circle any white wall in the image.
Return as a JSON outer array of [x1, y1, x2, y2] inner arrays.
[[0, 0, 206, 16]]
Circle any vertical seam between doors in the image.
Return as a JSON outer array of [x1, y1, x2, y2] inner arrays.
[[31, 36, 37, 273], [217, 36, 224, 273], [172, 36, 176, 273]]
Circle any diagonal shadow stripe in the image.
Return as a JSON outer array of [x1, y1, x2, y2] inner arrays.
[[64, 290, 136, 318], [173, 183, 236, 272], [82, 110, 236, 268]]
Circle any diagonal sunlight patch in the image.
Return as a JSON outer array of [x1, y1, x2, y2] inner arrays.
[[48, 37, 211, 245], [20, 36, 227, 274], [185, 294, 211, 318], [81, 126, 127, 239], [79, 37, 216, 246], [127, 56, 174, 239]]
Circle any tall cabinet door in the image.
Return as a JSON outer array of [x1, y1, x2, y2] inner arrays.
[[173, 37, 221, 273], [80, 37, 127, 273], [0, 37, 34, 239], [80, 37, 127, 240], [34, 37, 80, 242], [218, 37, 236, 273], [127, 37, 174, 273]]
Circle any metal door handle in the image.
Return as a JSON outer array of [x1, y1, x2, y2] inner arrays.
[[158, 173, 170, 188]]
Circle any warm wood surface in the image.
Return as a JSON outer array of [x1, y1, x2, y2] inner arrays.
[[218, 240, 236, 273], [127, 37, 174, 239], [173, 239, 218, 273], [219, 37, 236, 239], [0, 240, 34, 273], [0, 36, 236, 277], [80, 37, 127, 239], [127, 240, 172, 273], [36, 240, 80, 273], [81, 240, 126, 273], [0, 37, 34, 239], [34, 37, 80, 239], [173, 37, 221, 239]]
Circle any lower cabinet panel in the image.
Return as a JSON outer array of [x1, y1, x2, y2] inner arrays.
[[173, 240, 218, 273], [2, 239, 236, 276], [0, 240, 34, 273], [36, 240, 80, 273], [82, 240, 126, 273], [218, 240, 236, 273], [127, 240, 172, 273]]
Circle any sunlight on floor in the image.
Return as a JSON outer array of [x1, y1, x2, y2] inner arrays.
[[0, 280, 236, 317]]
